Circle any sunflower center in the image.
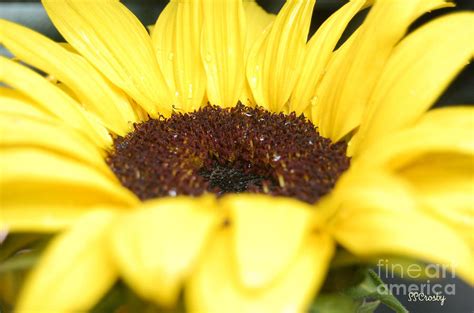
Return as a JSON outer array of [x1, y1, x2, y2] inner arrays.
[[106, 104, 350, 204]]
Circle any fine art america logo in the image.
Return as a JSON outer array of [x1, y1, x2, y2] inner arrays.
[[376, 259, 458, 306]]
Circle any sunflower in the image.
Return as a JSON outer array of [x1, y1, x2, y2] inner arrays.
[[0, 0, 473, 312]]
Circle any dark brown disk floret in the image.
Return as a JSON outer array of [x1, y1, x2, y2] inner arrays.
[[106, 103, 350, 204]]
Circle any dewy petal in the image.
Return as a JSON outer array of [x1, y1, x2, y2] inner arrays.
[[243, 1, 275, 54], [152, 1, 178, 94], [247, 0, 315, 113], [355, 106, 474, 169], [0, 19, 138, 136], [42, 0, 173, 117], [315, 0, 453, 141], [201, 0, 246, 108], [223, 194, 314, 290], [173, 1, 207, 112], [0, 149, 138, 232], [290, 0, 366, 115], [240, 1, 275, 106], [109, 196, 220, 307], [350, 13, 474, 155], [0, 57, 112, 148], [187, 229, 334, 313], [16, 210, 118, 312], [329, 170, 474, 285], [153, 0, 208, 112]]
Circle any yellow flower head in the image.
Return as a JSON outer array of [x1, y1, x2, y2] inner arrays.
[[0, 0, 473, 312]]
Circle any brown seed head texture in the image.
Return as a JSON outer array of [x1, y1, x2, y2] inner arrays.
[[107, 104, 350, 204]]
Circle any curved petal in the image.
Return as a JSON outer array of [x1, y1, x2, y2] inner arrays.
[[223, 195, 314, 290], [399, 153, 474, 249], [0, 87, 55, 122], [0, 149, 138, 231], [240, 1, 275, 106], [311, 28, 360, 129], [290, 0, 366, 115], [329, 170, 473, 285], [0, 19, 138, 135], [109, 196, 220, 307], [42, 0, 173, 117], [152, 1, 178, 94], [173, 1, 207, 112], [247, 0, 315, 112], [355, 106, 474, 168], [0, 57, 111, 148], [201, 0, 246, 108], [243, 1, 275, 55], [187, 229, 334, 313], [350, 13, 474, 155], [314, 0, 453, 141], [16, 210, 118, 312], [0, 114, 109, 174], [152, 0, 207, 112]]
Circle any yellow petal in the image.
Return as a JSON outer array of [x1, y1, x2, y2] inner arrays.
[[0, 57, 111, 148], [152, 1, 178, 94], [325, 168, 416, 222], [187, 229, 334, 313], [290, 0, 366, 115], [0, 87, 54, 121], [42, 0, 173, 116], [243, 1, 275, 55], [153, 0, 207, 111], [174, 1, 207, 112], [355, 106, 474, 169], [311, 28, 360, 128], [329, 170, 474, 285], [240, 1, 275, 107], [0, 115, 109, 175], [0, 149, 138, 232], [57, 42, 78, 53], [247, 0, 315, 112], [399, 153, 474, 246], [350, 13, 474, 155], [315, 0, 453, 141], [16, 210, 118, 312], [387, 107, 474, 247], [201, 0, 246, 108], [414, 105, 474, 130], [223, 194, 314, 290], [109, 196, 220, 307], [0, 19, 137, 136]]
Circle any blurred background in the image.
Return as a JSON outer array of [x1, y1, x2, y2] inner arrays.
[[1, 0, 473, 312]]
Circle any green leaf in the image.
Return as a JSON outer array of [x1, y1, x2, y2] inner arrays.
[[310, 293, 363, 313], [357, 300, 381, 313], [346, 269, 407, 313], [311, 267, 407, 313], [0, 254, 38, 273], [0, 233, 51, 263], [309, 293, 381, 313]]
